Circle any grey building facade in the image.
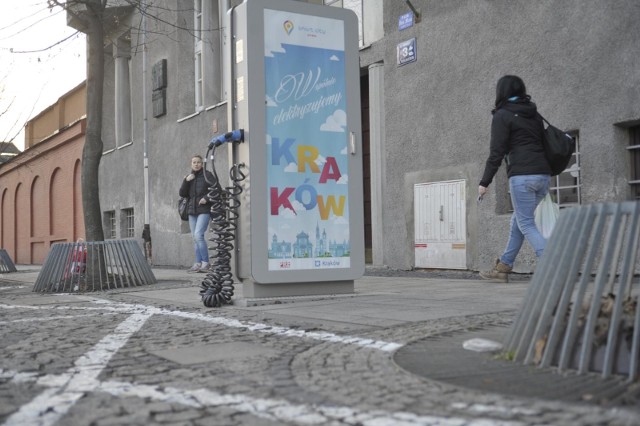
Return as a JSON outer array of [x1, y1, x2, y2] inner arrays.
[[96, 0, 640, 272]]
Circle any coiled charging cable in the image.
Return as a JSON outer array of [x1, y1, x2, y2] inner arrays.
[[199, 142, 246, 307]]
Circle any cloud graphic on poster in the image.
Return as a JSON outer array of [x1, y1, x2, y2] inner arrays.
[[291, 200, 305, 212], [320, 109, 346, 132], [265, 39, 286, 57], [266, 134, 272, 145], [284, 162, 298, 172], [266, 95, 277, 107], [277, 200, 308, 219], [279, 205, 297, 218], [269, 222, 291, 244], [337, 175, 348, 184], [330, 55, 340, 61], [330, 215, 349, 225], [315, 154, 326, 166], [340, 147, 347, 155]]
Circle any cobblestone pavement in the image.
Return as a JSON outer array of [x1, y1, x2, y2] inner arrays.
[[1, 271, 638, 426]]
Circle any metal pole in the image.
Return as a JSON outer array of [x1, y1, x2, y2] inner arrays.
[[404, 0, 422, 22], [224, 1, 242, 281], [141, 1, 152, 262]]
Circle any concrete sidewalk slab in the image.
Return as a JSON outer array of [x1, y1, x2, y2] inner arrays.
[[4, 266, 529, 328]]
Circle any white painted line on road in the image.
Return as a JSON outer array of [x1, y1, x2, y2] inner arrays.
[[3, 313, 151, 426], [92, 299, 403, 352], [0, 304, 41, 310], [0, 286, 26, 291], [0, 369, 40, 383], [158, 308, 403, 352], [95, 380, 524, 425], [3, 369, 522, 426], [450, 402, 540, 416], [0, 300, 403, 352]]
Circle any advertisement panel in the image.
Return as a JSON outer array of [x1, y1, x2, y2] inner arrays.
[[264, 9, 351, 272]]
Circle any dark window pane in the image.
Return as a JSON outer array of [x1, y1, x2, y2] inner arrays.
[[630, 126, 640, 199]]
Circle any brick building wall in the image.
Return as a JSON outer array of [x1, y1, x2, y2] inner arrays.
[[0, 119, 86, 264]]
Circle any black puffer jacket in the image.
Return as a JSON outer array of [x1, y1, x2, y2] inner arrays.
[[179, 169, 214, 216], [479, 100, 551, 187]]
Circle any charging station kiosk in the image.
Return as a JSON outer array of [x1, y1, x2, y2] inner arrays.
[[227, 0, 364, 298]]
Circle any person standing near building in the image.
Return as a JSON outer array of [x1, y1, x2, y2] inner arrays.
[[478, 75, 551, 282], [180, 154, 214, 273]]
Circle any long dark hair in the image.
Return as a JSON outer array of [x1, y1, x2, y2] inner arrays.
[[493, 75, 528, 113]]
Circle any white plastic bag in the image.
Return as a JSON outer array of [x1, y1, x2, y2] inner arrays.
[[462, 338, 503, 353], [535, 193, 560, 239]]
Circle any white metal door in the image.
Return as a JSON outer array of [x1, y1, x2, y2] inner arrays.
[[414, 180, 467, 269]]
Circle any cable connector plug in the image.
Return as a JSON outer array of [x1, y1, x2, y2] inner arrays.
[[209, 129, 244, 148]]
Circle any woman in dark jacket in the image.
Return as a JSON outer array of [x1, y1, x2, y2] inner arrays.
[[478, 75, 551, 282], [179, 155, 214, 273]]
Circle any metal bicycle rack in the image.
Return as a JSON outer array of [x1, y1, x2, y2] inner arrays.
[[504, 201, 640, 382], [33, 240, 156, 293]]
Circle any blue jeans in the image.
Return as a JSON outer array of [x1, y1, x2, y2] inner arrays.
[[189, 213, 211, 263], [500, 174, 550, 267]]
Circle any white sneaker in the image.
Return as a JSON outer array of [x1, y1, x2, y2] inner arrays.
[[188, 263, 201, 273], [198, 262, 210, 273]]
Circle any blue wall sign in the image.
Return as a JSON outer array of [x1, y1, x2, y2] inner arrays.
[[397, 38, 417, 66], [399, 12, 414, 31]]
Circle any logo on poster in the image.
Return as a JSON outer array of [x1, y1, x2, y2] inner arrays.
[[298, 25, 326, 37], [283, 20, 294, 35], [280, 260, 292, 269]]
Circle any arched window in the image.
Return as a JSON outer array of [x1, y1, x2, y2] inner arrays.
[[31, 176, 46, 238], [73, 159, 84, 240], [1, 188, 7, 249], [30, 176, 48, 262], [15, 183, 27, 262], [50, 168, 65, 237]]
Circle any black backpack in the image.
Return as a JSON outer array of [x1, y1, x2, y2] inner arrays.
[[538, 113, 575, 176]]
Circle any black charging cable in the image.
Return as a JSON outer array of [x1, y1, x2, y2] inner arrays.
[[199, 136, 246, 307]]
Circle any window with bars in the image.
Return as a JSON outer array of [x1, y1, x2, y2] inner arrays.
[[324, 0, 364, 47], [114, 32, 132, 149], [549, 132, 581, 208], [629, 125, 640, 200], [505, 132, 581, 212], [122, 208, 135, 238], [104, 211, 116, 239], [194, 0, 204, 110]]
